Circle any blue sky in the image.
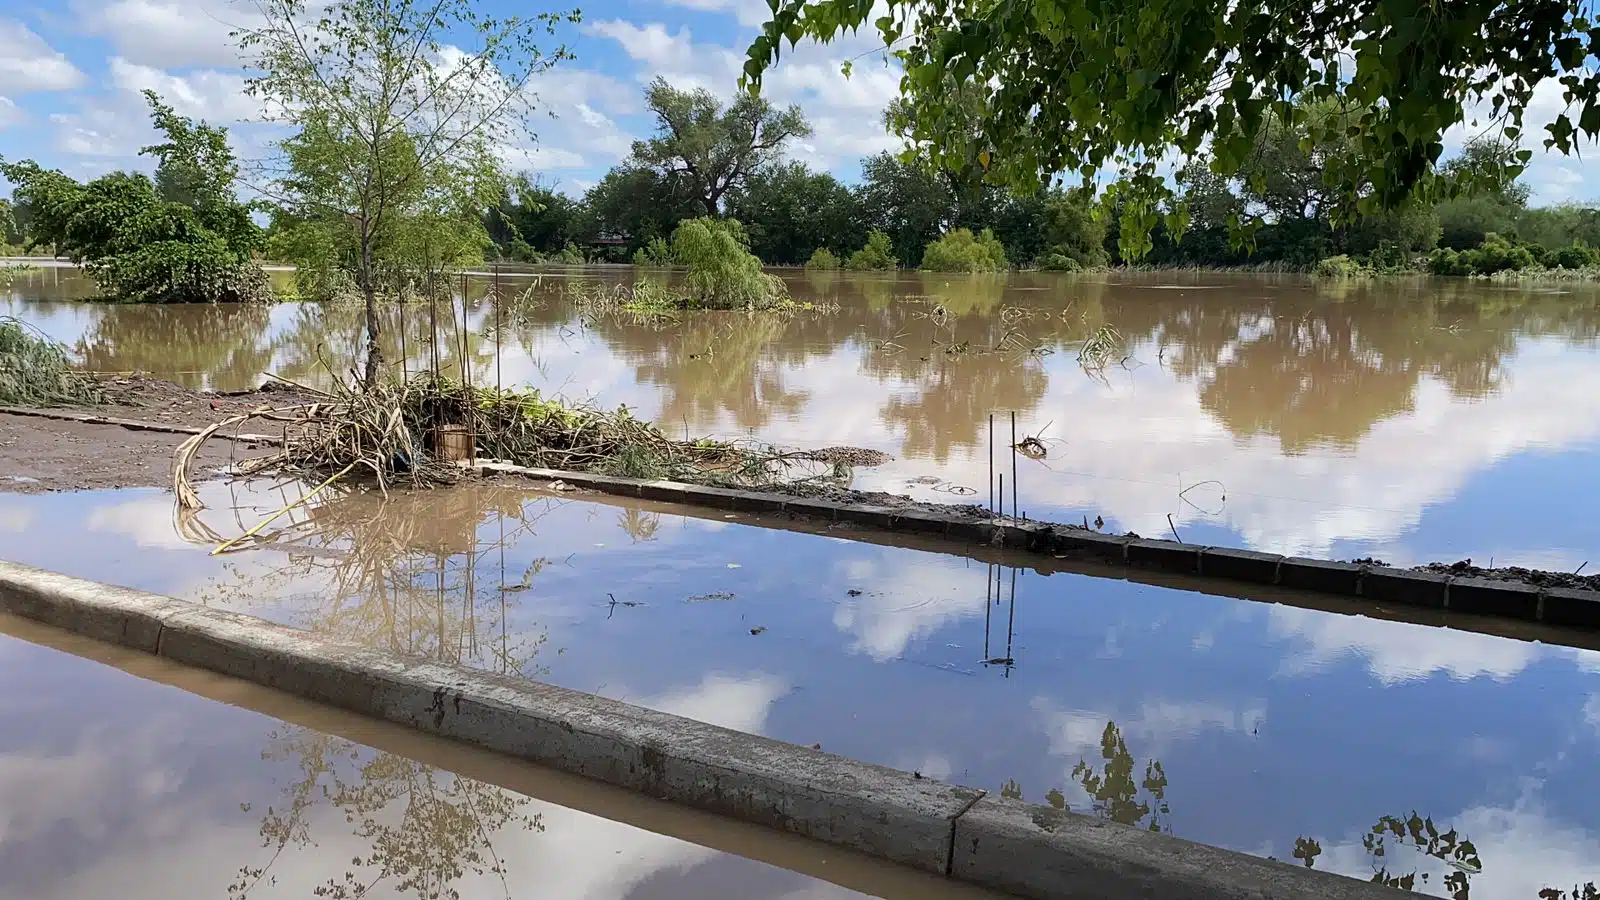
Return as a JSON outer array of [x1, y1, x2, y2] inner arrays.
[[1, 0, 1597, 204]]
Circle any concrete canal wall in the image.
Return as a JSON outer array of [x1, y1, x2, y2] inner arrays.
[[477, 463, 1600, 634], [0, 560, 1407, 899]]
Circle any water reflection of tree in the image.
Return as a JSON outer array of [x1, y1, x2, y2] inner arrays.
[[74, 303, 277, 391], [229, 725, 543, 900], [1015, 720, 1594, 899]]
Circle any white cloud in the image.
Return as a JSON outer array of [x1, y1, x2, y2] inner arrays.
[[0, 95, 22, 129], [660, 0, 773, 27], [86, 496, 196, 551], [829, 557, 990, 660], [107, 58, 260, 122], [79, 0, 261, 70], [0, 20, 85, 93]]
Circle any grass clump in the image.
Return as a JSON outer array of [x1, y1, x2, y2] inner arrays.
[[921, 228, 1008, 272], [0, 316, 104, 406], [847, 230, 898, 270], [1314, 254, 1371, 278], [806, 247, 840, 269]]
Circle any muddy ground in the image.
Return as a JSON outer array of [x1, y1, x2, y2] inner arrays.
[[0, 375, 298, 493]]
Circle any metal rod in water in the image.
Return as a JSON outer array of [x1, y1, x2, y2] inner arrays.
[[988, 413, 995, 515], [1011, 411, 1019, 521], [1005, 565, 1017, 671]]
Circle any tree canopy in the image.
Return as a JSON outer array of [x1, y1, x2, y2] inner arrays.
[[629, 77, 812, 216], [741, 0, 1600, 255]]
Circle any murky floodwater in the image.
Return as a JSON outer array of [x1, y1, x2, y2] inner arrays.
[[3, 480, 1597, 897], [0, 615, 1007, 900], [6, 264, 1600, 564]]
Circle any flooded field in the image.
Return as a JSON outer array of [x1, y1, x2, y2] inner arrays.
[[2, 480, 1598, 897], [0, 614, 1001, 900], [6, 265, 1600, 564]]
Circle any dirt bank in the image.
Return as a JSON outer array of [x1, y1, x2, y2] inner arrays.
[[0, 375, 302, 493]]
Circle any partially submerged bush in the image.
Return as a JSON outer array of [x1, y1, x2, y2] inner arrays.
[[671, 217, 789, 309], [1038, 253, 1081, 272], [806, 247, 840, 269], [1427, 234, 1536, 276], [1314, 254, 1369, 278], [847, 230, 897, 270], [556, 242, 585, 265], [0, 316, 104, 406], [921, 228, 1008, 272]]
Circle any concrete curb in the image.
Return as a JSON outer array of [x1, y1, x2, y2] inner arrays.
[[0, 561, 1408, 899], [475, 463, 1600, 635]]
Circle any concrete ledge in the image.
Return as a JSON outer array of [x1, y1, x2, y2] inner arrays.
[[1198, 547, 1282, 584], [0, 561, 975, 874], [1544, 587, 1600, 628], [950, 796, 1402, 900], [0, 560, 1419, 899], [1361, 567, 1450, 610], [1126, 538, 1202, 574], [1447, 577, 1542, 619], [1047, 531, 1130, 563], [1279, 558, 1364, 595]]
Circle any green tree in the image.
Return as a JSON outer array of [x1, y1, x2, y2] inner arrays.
[[743, 0, 1600, 250], [920, 227, 1008, 272], [486, 175, 582, 259], [580, 165, 699, 252], [629, 77, 811, 217], [847, 229, 898, 270], [725, 162, 862, 264], [0, 92, 263, 302], [854, 152, 954, 266], [239, 0, 578, 383]]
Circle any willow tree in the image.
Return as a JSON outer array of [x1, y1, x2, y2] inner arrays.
[[742, 0, 1600, 257], [239, 0, 579, 383]]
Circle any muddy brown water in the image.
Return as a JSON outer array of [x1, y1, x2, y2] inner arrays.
[[4, 266, 1600, 897], [7, 265, 1600, 565]]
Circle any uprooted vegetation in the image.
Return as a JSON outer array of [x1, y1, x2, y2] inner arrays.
[[173, 373, 879, 511], [0, 316, 105, 406]]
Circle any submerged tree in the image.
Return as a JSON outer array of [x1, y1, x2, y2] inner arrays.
[[0, 92, 263, 303], [240, 0, 579, 382], [629, 77, 811, 217]]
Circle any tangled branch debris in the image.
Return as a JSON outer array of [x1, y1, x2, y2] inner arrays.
[[173, 373, 879, 511], [0, 316, 104, 406]]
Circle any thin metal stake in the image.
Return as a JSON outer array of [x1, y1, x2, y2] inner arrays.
[[999, 473, 1004, 521], [983, 562, 993, 658], [1010, 411, 1019, 521], [988, 413, 995, 515]]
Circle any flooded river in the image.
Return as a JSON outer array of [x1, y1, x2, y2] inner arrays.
[[7, 265, 1600, 564], [4, 266, 1600, 897]]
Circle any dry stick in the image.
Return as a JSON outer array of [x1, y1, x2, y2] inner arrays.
[[1168, 513, 1183, 544], [210, 462, 358, 556]]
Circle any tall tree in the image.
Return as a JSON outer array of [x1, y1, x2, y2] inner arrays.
[[854, 152, 954, 266], [743, 0, 1600, 251], [0, 91, 263, 302], [580, 165, 700, 251], [486, 175, 582, 259], [239, 0, 578, 383], [629, 77, 811, 216], [725, 162, 861, 264]]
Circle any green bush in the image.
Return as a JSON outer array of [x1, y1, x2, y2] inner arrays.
[[1039, 253, 1081, 272], [1427, 233, 1538, 276], [1314, 254, 1370, 277], [632, 235, 672, 267], [0, 316, 104, 406], [920, 227, 1008, 272], [846, 230, 897, 270], [556, 242, 585, 264], [806, 247, 840, 269], [671, 217, 789, 309], [1553, 244, 1600, 269]]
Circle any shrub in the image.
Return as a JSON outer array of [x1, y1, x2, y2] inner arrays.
[[1039, 253, 1081, 272], [1553, 244, 1600, 269], [1428, 233, 1538, 276], [556, 242, 585, 265], [920, 227, 1008, 272], [632, 235, 673, 267], [0, 316, 104, 406], [1314, 254, 1369, 278], [806, 247, 840, 269], [671, 217, 789, 309], [846, 230, 897, 270]]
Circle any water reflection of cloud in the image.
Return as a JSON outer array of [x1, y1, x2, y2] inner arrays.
[[0, 502, 32, 532], [828, 558, 991, 661], [1266, 607, 1544, 684]]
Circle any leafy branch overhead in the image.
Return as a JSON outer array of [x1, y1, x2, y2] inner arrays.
[[740, 0, 1600, 254]]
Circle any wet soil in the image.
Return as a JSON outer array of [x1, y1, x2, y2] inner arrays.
[[1416, 559, 1600, 593], [0, 375, 305, 493]]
